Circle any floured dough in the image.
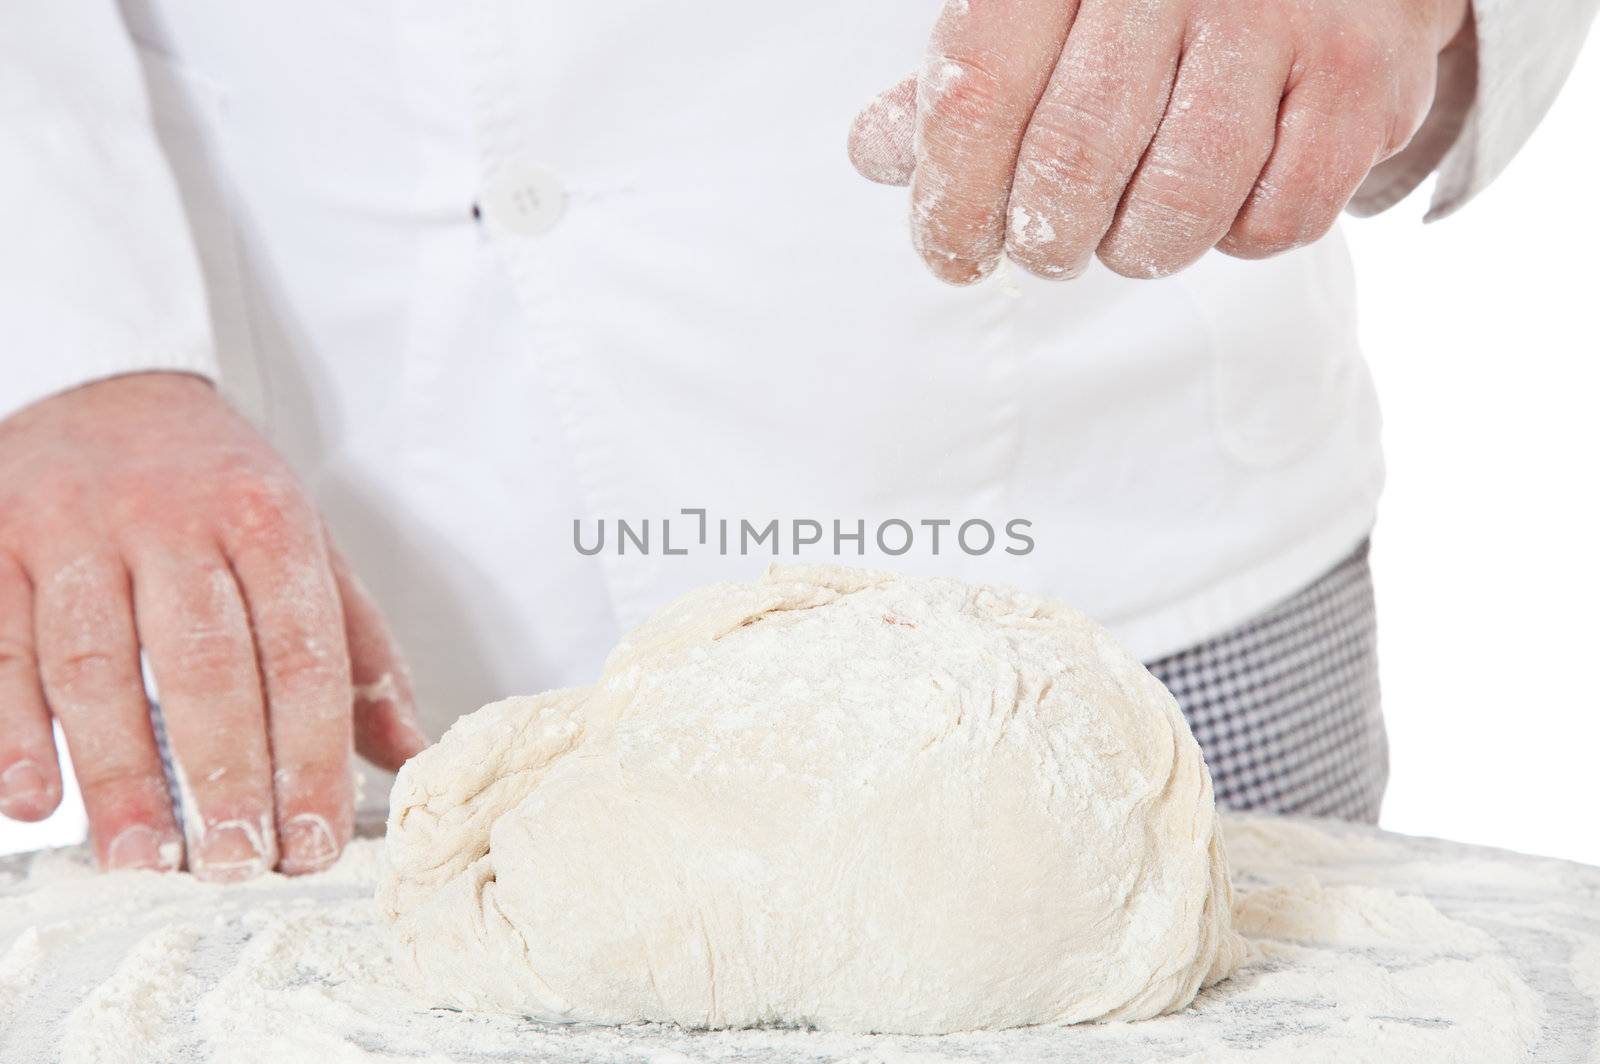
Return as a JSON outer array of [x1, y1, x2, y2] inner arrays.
[[378, 565, 1246, 1034]]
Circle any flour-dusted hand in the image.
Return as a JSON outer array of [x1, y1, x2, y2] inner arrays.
[[0, 373, 427, 880], [848, 0, 1472, 283]]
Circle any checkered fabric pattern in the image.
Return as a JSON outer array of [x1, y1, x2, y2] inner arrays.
[[1146, 541, 1386, 824]]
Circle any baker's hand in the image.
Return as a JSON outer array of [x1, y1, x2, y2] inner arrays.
[[848, 0, 1471, 283], [0, 372, 428, 880]]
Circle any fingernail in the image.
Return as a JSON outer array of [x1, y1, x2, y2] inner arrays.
[[192, 821, 270, 882], [280, 814, 339, 873], [107, 824, 183, 873], [0, 761, 49, 818]]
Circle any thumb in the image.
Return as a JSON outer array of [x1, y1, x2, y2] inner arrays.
[[328, 543, 429, 772], [848, 72, 918, 186]]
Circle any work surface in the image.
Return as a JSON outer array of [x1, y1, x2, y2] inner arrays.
[[2, 814, 1596, 1063]]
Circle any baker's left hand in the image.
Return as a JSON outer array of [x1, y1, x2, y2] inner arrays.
[[848, 0, 1472, 283]]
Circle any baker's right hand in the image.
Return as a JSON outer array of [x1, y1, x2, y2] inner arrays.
[[0, 372, 429, 880]]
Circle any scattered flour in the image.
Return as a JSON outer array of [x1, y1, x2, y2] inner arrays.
[[60, 925, 205, 1063], [0, 926, 43, 1018], [2, 813, 1595, 1062]]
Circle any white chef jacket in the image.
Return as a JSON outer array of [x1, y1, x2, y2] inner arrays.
[[2, 1, 1595, 737]]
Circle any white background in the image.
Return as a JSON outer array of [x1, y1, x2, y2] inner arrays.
[[2, 35, 1597, 866], [1349, 35, 1600, 867]]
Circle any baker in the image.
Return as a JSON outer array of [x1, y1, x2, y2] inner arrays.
[[0, 0, 1591, 882]]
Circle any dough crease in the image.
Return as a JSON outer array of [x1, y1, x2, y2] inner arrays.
[[379, 565, 1246, 1034]]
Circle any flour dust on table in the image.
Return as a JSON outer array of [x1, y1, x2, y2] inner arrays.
[[381, 565, 1245, 1033], [5, 817, 1596, 1062]]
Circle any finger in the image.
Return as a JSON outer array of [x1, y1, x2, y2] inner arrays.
[[1219, 70, 1390, 259], [910, 0, 1081, 285], [330, 545, 428, 773], [220, 476, 352, 875], [32, 548, 181, 871], [0, 551, 61, 822], [849, 73, 918, 186], [329, 547, 428, 771], [1097, 17, 1289, 278], [129, 541, 275, 883], [1005, 0, 1186, 280]]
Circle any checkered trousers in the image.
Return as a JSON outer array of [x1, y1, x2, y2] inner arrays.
[[1145, 541, 1386, 823]]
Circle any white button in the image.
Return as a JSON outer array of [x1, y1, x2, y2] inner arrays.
[[480, 163, 566, 236]]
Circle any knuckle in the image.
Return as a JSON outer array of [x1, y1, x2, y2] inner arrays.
[[1038, 91, 1121, 149], [169, 630, 253, 691], [1006, 129, 1129, 280], [0, 635, 35, 674], [223, 470, 313, 549], [1318, 26, 1391, 86], [918, 56, 1012, 137], [136, 564, 253, 695], [41, 648, 134, 701], [1235, 0, 1288, 39], [260, 627, 348, 701], [170, 561, 244, 628], [106, 468, 183, 529], [261, 627, 340, 675], [28, 476, 91, 522], [1024, 110, 1124, 201], [1121, 177, 1228, 242]]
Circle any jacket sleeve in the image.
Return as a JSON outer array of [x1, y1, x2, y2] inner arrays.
[[1351, 0, 1600, 219], [0, 0, 218, 423]]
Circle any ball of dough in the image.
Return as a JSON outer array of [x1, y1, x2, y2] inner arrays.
[[378, 565, 1246, 1034]]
